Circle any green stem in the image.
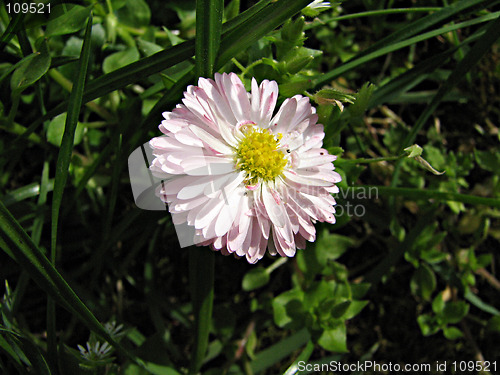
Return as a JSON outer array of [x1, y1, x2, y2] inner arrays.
[[6, 93, 20, 129], [353, 185, 500, 208], [317, 7, 442, 25], [339, 154, 406, 164], [189, 248, 215, 375]]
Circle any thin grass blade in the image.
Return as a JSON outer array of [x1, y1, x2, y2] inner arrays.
[[195, 0, 223, 78], [397, 15, 500, 152]]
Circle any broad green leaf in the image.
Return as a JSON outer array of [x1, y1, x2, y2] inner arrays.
[[417, 314, 440, 336], [45, 5, 91, 36], [10, 41, 51, 93], [103, 47, 140, 74], [315, 230, 356, 265], [443, 326, 463, 340], [329, 300, 351, 319], [440, 301, 469, 325], [137, 39, 163, 57], [272, 288, 304, 328], [432, 292, 445, 314], [474, 150, 500, 172], [280, 47, 318, 74], [46, 113, 85, 147], [486, 316, 500, 333], [116, 0, 151, 28], [242, 268, 270, 291], [317, 323, 348, 353], [0, 53, 37, 86], [344, 300, 369, 320], [410, 264, 436, 301]]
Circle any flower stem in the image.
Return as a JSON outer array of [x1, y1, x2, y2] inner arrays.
[[339, 154, 407, 164], [189, 247, 215, 374]]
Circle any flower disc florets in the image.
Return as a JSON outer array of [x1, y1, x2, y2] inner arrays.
[[236, 126, 287, 185], [149, 72, 342, 263]]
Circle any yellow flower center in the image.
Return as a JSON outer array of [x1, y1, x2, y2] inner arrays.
[[236, 127, 287, 184]]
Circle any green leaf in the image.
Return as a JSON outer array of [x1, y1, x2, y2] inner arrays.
[[115, 0, 151, 28], [417, 314, 440, 336], [315, 230, 356, 265], [34, 0, 311, 128], [137, 39, 163, 57], [443, 326, 463, 340], [0, 201, 133, 362], [329, 300, 351, 319], [410, 264, 436, 301], [344, 300, 369, 320], [486, 316, 500, 333], [432, 292, 445, 314], [216, 0, 313, 67], [195, 0, 224, 78], [103, 47, 140, 74], [441, 301, 469, 325], [272, 289, 304, 328], [280, 47, 319, 74], [347, 82, 375, 118], [474, 150, 500, 172], [242, 268, 270, 291], [46, 113, 85, 147], [10, 42, 51, 94], [317, 323, 348, 353], [45, 5, 91, 36], [250, 329, 310, 374]]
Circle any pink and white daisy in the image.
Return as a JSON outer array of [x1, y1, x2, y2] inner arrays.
[[149, 73, 341, 263]]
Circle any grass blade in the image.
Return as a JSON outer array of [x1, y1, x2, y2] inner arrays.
[[0, 201, 142, 366], [355, 0, 493, 60], [187, 0, 224, 367], [397, 15, 500, 152], [195, 0, 223, 78], [189, 248, 215, 375], [51, 14, 93, 259], [216, 0, 312, 67], [48, 13, 93, 369], [313, 10, 500, 88]]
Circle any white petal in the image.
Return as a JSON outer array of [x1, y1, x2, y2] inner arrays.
[[261, 183, 286, 228], [189, 125, 234, 155]]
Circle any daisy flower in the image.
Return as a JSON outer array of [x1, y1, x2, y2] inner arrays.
[[149, 73, 341, 263]]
